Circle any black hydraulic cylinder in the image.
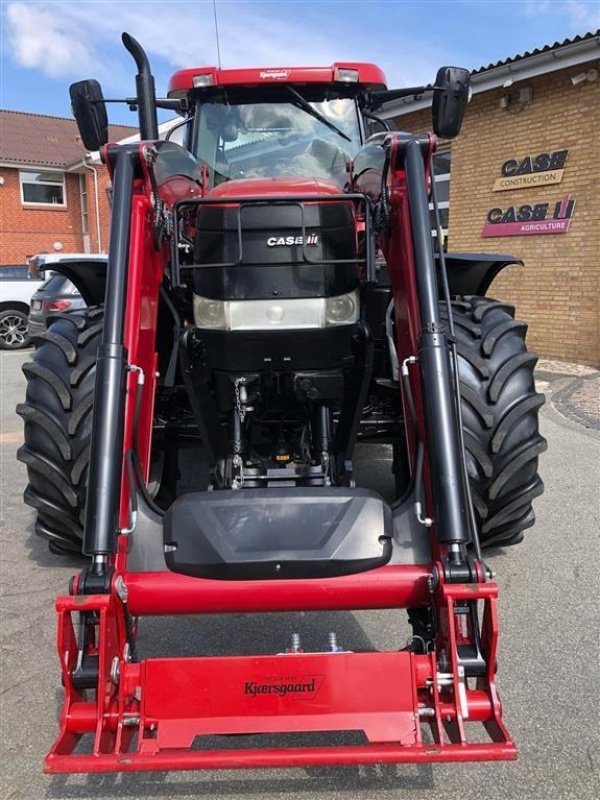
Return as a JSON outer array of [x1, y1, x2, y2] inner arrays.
[[83, 148, 136, 556], [403, 138, 470, 545]]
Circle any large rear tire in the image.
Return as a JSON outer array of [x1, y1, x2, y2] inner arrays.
[[443, 295, 547, 548], [17, 309, 103, 553]]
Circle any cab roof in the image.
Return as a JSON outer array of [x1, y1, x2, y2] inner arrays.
[[168, 63, 387, 96]]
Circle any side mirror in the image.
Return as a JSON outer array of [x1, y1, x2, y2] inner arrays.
[[69, 79, 109, 152], [432, 67, 471, 139]]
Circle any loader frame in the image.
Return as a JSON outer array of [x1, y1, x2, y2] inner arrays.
[[45, 132, 517, 773]]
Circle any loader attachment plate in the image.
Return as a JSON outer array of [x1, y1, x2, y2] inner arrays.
[[45, 582, 517, 773], [141, 652, 418, 747]]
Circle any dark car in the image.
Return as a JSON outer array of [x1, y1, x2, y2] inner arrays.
[[28, 274, 88, 338]]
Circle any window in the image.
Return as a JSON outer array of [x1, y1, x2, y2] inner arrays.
[[19, 170, 66, 206], [429, 150, 451, 239], [192, 90, 361, 189], [0, 266, 30, 279]]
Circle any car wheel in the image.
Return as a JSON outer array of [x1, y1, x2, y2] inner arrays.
[[0, 308, 30, 350]]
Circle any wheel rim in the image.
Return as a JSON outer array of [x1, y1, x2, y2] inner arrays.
[[0, 314, 28, 347]]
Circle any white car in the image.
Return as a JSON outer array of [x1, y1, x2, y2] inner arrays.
[[0, 264, 44, 350]]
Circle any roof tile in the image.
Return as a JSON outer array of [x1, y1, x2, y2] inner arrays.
[[0, 110, 136, 168], [472, 31, 599, 75]]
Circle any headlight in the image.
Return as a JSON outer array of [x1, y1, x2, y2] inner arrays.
[[193, 296, 226, 328], [193, 290, 359, 330], [325, 291, 358, 326]]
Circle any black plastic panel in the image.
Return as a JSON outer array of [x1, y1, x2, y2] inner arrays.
[[164, 487, 392, 580], [194, 326, 355, 372]]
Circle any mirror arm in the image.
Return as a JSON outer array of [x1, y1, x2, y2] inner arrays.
[[364, 86, 429, 111], [94, 97, 189, 111]]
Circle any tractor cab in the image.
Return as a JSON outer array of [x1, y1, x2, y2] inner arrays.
[[167, 64, 387, 189]]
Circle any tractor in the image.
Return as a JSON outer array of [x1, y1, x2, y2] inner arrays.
[[17, 33, 546, 772]]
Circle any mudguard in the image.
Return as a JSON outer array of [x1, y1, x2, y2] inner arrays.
[[442, 252, 523, 297], [47, 258, 107, 306]]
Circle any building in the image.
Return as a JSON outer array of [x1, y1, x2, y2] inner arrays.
[[383, 32, 600, 366], [0, 111, 135, 264]]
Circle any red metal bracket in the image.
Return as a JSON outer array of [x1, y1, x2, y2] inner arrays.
[[45, 571, 516, 774]]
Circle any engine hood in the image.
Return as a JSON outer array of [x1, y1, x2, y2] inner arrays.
[[207, 177, 344, 199]]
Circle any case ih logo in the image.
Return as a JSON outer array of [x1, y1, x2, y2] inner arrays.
[[259, 70, 290, 80], [481, 195, 576, 238], [267, 234, 319, 247], [244, 675, 322, 698]]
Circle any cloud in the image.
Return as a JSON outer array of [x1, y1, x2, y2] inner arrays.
[[565, 0, 600, 29], [3, 0, 450, 92], [5, 2, 98, 76], [524, 0, 600, 30]]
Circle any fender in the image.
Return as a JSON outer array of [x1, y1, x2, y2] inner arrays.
[[441, 252, 523, 297], [50, 252, 520, 308], [46, 258, 107, 307]]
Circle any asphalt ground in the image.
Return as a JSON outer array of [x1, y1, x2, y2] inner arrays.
[[1, 349, 598, 800]]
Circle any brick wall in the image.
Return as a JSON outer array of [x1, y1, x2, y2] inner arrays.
[[0, 164, 112, 263], [393, 63, 600, 366]]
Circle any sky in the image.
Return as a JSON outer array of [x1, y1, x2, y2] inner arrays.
[[0, 0, 599, 125]]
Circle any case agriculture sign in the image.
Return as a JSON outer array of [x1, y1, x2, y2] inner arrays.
[[481, 196, 576, 237], [492, 149, 568, 191], [482, 147, 575, 237]]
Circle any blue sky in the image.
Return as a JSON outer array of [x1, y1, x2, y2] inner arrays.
[[1, 0, 599, 125]]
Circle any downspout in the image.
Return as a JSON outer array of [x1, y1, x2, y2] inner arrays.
[[82, 157, 102, 253]]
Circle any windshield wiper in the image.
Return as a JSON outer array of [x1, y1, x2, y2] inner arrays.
[[284, 86, 352, 143]]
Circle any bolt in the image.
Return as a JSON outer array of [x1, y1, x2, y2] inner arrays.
[[115, 576, 128, 603], [427, 569, 439, 593], [328, 632, 342, 652], [290, 633, 301, 653]]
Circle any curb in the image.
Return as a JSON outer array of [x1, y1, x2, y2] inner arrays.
[[550, 372, 600, 431]]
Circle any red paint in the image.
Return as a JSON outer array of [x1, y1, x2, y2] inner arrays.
[[209, 176, 344, 198], [168, 63, 387, 96], [125, 565, 431, 615]]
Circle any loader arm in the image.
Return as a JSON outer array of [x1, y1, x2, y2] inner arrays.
[[37, 36, 524, 775], [44, 132, 516, 774]]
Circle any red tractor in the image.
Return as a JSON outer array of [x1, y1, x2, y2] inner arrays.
[[18, 34, 546, 772]]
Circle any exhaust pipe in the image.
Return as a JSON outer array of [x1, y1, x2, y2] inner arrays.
[[122, 32, 159, 141]]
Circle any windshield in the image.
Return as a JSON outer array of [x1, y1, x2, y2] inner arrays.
[[191, 88, 361, 189]]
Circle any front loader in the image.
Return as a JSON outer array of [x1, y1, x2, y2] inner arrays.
[[17, 33, 546, 772]]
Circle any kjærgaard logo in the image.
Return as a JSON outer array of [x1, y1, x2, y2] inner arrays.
[[244, 675, 322, 698], [259, 70, 290, 80]]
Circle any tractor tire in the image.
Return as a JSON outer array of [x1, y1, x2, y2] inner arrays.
[[17, 308, 103, 554], [442, 296, 547, 548]]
